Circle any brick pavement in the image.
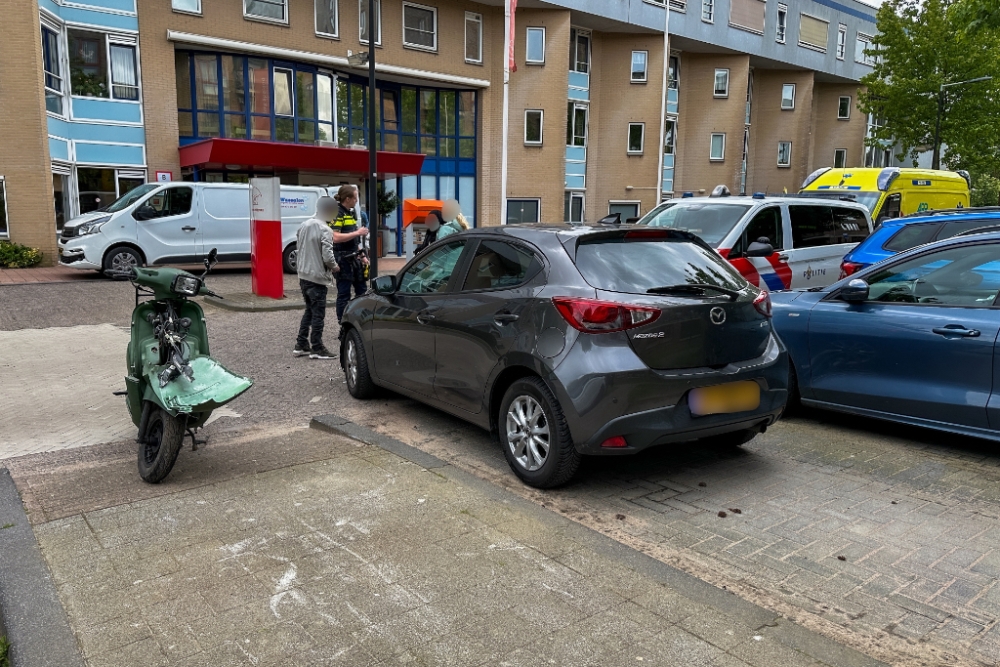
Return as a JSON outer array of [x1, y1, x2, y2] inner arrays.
[[13, 427, 883, 667]]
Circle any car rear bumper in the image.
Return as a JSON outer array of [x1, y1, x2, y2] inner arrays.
[[549, 331, 789, 455]]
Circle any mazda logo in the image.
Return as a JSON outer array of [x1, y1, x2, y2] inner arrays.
[[709, 307, 726, 325]]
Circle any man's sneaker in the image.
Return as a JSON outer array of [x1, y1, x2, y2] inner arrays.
[[310, 347, 336, 360], [293, 347, 310, 357]]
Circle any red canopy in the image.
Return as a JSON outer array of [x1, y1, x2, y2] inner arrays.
[[179, 138, 425, 176]]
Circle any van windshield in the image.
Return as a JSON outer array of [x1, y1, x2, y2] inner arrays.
[[105, 183, 161, 213], [636, 202, 751, 247], [797, 190, 881, 215]]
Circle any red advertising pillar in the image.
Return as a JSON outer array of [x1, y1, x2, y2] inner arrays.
[[250, 177, 284, 299]]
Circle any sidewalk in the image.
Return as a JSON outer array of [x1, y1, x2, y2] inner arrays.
[[1, 423, 884, 667]]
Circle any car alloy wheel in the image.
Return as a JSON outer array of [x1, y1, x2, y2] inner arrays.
[[505, 395, 550, 472], [287, 248, 297, 270], [111, 251, 139, 272], [345, 337, 359, 389]]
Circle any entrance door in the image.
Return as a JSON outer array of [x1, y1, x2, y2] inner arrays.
[[135, 185, 199, 265]]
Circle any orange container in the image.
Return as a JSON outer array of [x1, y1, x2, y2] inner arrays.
[[402, 199, 444, 228]]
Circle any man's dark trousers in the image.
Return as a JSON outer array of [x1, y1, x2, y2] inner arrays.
[[336, 260, 367, 322], [297, 279, 328, 351]]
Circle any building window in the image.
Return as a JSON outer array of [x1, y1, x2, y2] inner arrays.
[[710, 133, 725, 160], [702, 0, 714, 22], [566, 103, 587, 146], [838, 96, 851, 119], [316, 0, 339, 37], [777, 141, 792, 167], [609, 201, 640, 221], [68, 31, 139, 102], [526, 27, 545, 64], [856, 33, 875, 66], [465, 12, 482, 64], [565, 192, 584, 223], [172, 0, 202, 14], [627, 123, 645, 154], [837, 24, 847, 59], [110, 45, 139, 101], [668, 55, 679, 89], [42, 27, 63, 115], [776, 4, 787, 43], [730, 0, 766, 34], [0, 177, 7, 237], [664, 118, 676, 155], [507, 199, 540, 224], [244, 0, 288, 23], [781, 83, 795, 110], [834, 148, 847, 168], [273, 68, 294, 116], [360, 0, 382, 45], [631, 51, 648, 82], [524, 109, 543, 145], [570, 28, 590, 74], [714, 69, 729, 97], [798, 14, 829, 52], [403, 3, 437, 51]]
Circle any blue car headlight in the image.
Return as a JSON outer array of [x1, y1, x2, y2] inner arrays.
[[76, 215, 112, 236]]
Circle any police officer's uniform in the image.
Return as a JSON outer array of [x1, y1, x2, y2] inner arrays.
[[330, 204, 369, 322]]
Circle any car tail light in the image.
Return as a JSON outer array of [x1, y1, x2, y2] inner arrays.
[[753, 290, 772, 318], [552, 297, 661, 333], [840, 261, 863, 279], [624, 229, 670, 240], [601, 436, 628, 448]]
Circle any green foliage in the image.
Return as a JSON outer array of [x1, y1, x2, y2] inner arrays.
[[0, 240, 43, 268], [0, 634, 9, 667], [376, 186, 400, 219], [858, 0, 1000, 178], [971, 173, 1000, 207], [954, 0, 1000, 33]]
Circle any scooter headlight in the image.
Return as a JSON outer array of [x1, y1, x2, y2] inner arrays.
[[76, 215, 112, 236], [172, 274, 201, 296]]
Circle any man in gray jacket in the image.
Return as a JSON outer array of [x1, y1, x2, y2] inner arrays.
[[294, 196, 340, 359]]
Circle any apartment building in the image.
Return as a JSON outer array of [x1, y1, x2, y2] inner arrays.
[[2, 0, 877, 262]]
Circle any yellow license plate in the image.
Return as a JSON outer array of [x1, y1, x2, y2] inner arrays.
[[689, 381, 760, 416]]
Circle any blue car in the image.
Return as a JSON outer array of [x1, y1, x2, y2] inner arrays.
[[772, 231, 1000, 442], [840, 208, 1000, 279]]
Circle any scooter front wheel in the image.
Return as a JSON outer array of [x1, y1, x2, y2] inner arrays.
[[138, 407, 184, 484]]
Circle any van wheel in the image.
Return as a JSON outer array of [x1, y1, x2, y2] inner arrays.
[[283, 244, 297, 274], [103, 246, 143, 276]]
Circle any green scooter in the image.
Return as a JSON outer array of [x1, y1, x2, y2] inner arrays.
[[116, 249, 252, 483]]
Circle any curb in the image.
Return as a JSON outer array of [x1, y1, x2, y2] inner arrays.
[[0, 469, 85, 667], [309, 414, 887, 667]]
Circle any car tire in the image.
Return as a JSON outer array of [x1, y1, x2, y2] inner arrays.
[[103, 246, 143, 277], [498, 377, 580, 489], [782, 360, 801, 417], [343, 328, 377, 399], [704, 429, 758, 449], [282, 243, 297, 274], [137, 407, 184, 484]]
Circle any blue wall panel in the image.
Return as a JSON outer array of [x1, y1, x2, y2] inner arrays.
[[48, 116, 145, 144], [72, 98, 142, 124], [75, 142, 144, 166], [56, 7, 138, 30], [49, 137, 70, 161]]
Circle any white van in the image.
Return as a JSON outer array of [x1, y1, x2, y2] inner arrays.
[[57, 182, 328, 275]]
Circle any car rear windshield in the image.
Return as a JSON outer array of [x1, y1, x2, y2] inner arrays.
[[574, 235, 746, 295], [637, 202, 751, 246], [882, 223, 942, 252]]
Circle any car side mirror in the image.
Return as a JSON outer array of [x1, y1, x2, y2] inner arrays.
[[133, 205, 155, 221], [373, 275, 396, 295], [840, 278, 870, 302], [745, 241, 774, 258]]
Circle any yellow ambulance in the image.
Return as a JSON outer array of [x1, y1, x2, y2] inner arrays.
[[799, 167, 970, 225]]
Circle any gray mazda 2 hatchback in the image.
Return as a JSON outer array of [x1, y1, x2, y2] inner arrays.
[[339, 225, 788, 488]]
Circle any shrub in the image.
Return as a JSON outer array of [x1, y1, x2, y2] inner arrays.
[[0, 240, 43, 268]]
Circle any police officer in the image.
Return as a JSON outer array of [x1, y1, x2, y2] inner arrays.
[[331, 185, 370, 323]]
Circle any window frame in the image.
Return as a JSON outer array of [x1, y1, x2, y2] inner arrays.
[[0, 176, 8, 238], [838, 95, 851, 120], [834, 148, 847, 168], [525, 27, 546, 65], [570, 28, 591, 74], [109, 43, 140, 102], [464, 12, 482, 64], [272, 66, 295, 117], [609, 200, 641, 220], [781, 83, 795, 110], [524, 109, 543, 146], [402, 2, 438, 53], [836, 23, 847, 59], [359, 0, 382, 46], [777, 140, 792, 167], [460, 239, 542, 293], [67, 29, 142, 104], [243, 0, 289, 25], [565, 191, 585, 223], [776, 4, 787, 43], [627, 122, 645, 155], [713, 68, 729, 97], [798, 12, 830, 53], [172, 0, 202, 15], [41, 23, 65, 117], [315, 0, 339, 39], [631, 50, 648, 83], [710, 132, 726, 161], [702, 0, 714, 23], [566, 102, 588, 147], [856, 32, 875, 66], [506, 198, 541, 225]]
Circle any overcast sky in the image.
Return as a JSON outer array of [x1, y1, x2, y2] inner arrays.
[[856, 0, 884, 6]]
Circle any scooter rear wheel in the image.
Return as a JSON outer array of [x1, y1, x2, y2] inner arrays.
[[138, 407, 184, 484]]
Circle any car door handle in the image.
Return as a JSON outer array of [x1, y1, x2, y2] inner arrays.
[[494, 311, 519, 325], [777, 254, 789, 262], [416, 312, 436, 325], [932, 325, 981, 338], [181, 226, 197, 232]]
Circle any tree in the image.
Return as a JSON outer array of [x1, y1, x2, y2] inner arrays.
[[954, 0, 1000, 33], [858, 0, 1000, 179]]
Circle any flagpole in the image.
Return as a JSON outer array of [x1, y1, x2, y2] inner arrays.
[[501, 0, 511, 224], [655, 1, 671, 202]]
